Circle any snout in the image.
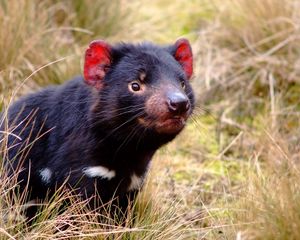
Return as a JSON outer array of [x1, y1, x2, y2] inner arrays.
[[167, 92, 190, 116], [153, 90, 191, 134], [139, 88, 192, 135]]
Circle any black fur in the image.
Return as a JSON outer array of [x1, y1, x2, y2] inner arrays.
[[1, 41, 194, 218]]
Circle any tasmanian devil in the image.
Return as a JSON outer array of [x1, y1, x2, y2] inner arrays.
[[2, 38, 194, 218]]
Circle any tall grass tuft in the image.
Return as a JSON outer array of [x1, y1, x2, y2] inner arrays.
[[192, 0, 300, 238], [233, 128, 300, 239], [195, 0, 300, 115], [0, 1, 60, 90]]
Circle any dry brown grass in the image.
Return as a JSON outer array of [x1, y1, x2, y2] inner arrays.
[[230, 121, 300, 240], [195, 0, 300, 112], [1, 0, 300, 239], [191, 0, 300, 239]]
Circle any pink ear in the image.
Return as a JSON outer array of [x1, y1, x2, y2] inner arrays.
[[174, 38, 193, 80], [84, 40, 112, 89]]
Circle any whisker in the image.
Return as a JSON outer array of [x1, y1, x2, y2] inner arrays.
[[136, 124, 149, 148], [192, 106, 218, 121], [94, 106, 145, 118], [96, 112, 145, 145], [113, 124, 143, 157]]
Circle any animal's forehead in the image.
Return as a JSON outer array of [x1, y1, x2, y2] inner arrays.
[[111, 43, 185, 80], [134, 46, 172, 61], [124, 47, 180, 71]]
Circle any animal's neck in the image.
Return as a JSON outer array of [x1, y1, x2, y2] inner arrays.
[[89, 122, 175, 173], [91, 136, 156, 175]]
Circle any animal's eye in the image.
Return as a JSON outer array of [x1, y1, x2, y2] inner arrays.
[[180, 81, 186, 90], [129, 82, 141, 92]]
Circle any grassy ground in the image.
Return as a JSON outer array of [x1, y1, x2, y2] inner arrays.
[[1, 0, 300, 239]]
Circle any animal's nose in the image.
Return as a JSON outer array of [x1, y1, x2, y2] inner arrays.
[[167, 92, 190, 115]]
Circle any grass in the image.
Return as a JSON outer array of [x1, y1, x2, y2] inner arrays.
[[1, 0, 300, 239]]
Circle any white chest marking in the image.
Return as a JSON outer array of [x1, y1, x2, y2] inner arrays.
[[39, 168, 52, 184], [83, 166, 116, 180], [128, 173, 143, 191]]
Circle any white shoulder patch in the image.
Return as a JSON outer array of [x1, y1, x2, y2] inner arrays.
[[83, 166, 116, 180], [128, 173, 143, 191], [39, 168, 52, 184]]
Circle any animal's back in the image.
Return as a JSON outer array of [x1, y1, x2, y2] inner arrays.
[[3, 77, 92, 197]]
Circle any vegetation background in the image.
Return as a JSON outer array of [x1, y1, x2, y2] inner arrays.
[[1, 0, 300, 239]]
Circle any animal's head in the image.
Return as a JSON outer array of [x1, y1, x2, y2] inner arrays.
[[84, 39, 194, 145]]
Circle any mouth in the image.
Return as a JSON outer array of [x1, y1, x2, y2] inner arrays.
[[155, 116, 187, 134], [138, 116, 187, 134]]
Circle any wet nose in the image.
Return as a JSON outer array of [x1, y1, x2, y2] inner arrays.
[[167, 92, 190, 115]]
